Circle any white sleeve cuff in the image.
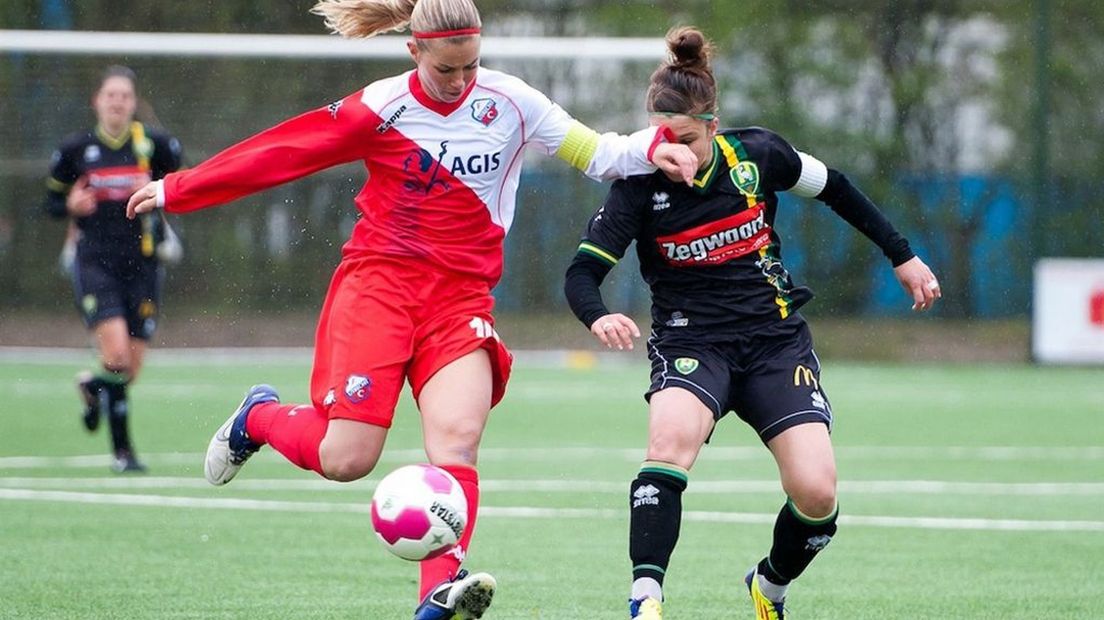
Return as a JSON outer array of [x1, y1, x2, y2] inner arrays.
[[154, 179, 166, 208], [790, 151, 828, 198]]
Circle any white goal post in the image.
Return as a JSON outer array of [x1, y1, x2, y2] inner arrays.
[[0, 29, 667, 61]]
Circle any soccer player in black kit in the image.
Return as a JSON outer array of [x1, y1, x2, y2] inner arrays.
[[564, 28, 940, 620], [44, 66, 182, 473]]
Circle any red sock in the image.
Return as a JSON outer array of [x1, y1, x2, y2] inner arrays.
[[419, 464, 480, 600], [244, 402, 327, 476]]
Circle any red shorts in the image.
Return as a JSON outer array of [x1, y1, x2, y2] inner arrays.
[[309, 256, 513, 428]]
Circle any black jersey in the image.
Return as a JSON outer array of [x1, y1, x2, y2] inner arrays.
[[567, 127, 912, 335], [45, 122, 182, 257]]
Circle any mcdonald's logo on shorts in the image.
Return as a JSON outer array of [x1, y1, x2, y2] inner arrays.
[[793, 365, 819, 389]]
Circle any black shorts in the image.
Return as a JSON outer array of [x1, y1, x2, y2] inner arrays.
[[645, 316, 833, 443], [71, 245, 163, 340]]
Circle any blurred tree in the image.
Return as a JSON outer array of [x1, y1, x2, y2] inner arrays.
[[993, 0, 1104, 260], [2, 0, 1099, 319]]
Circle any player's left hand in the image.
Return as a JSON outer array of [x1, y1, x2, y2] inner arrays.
[[651, 142, 698, 187], [126, 180, 161, 219], [894, 256, 941, 312]]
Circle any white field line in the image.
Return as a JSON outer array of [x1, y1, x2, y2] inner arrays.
[[1, 445, 1102, 470], [0, 347, 630, 368], [1, 488, 1101, 533], [1, 476, 1102, 497], [3, 379, 620, 401]]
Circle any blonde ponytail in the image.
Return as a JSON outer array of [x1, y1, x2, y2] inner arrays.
[[311, 0, 481, 40], [311, 0, 417, 39]]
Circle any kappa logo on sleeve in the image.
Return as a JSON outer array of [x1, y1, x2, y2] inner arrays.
[[327, 100, 344, 119], [376, 104, 407, 133]]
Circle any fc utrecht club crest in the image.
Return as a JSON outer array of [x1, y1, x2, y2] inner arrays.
[[674, 357, 699, 375], [470, 98, 500, 126], [731, 161, 760, 196], [344, 374, 372, 404]]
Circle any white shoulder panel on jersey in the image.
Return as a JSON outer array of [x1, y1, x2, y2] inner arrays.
[[477, 67, 657, 180], [359, 71, 414, 113], [791, 150, 828, 198], [472, 68, 555, 143]]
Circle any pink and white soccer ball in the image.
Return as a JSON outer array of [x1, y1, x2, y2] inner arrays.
[[370, 464, 468, 561]]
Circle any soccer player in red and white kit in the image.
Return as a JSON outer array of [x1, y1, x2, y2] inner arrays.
[[126, 1, 697, 618]]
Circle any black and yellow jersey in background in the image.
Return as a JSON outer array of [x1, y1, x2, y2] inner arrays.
[[45, 122, 182, 258], [565, 127, 914, 337]]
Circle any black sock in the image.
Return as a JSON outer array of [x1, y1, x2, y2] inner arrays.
[[83, 376, 108, 414], [629, 462, 689, 587], [760, 498, 838, 585], [102, 371, 132, 455]]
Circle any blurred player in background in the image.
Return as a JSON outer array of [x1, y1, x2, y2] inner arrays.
[[44, 65, 183, 473], [126, 0, 696, 617], [564, 27, 941, 620]]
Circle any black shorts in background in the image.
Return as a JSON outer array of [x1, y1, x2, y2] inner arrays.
[[71, 245, 163, 340], [645, 315, 833, 443]]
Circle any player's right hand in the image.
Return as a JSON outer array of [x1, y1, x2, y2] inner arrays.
[[893, 255, 941, 312], [126, 180, 161, 219], [590, 313, 641, 351], [65, 176, 97, 217], [651, 142, 698, 187]]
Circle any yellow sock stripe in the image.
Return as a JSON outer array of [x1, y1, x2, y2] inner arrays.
[[577, 241, 619, 266], [640, 460, 689, 483], [786, 496, 838, 525], [555, 121, 601, 172]]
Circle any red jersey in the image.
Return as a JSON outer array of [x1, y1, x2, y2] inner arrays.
[[160, 68, 669, 286]]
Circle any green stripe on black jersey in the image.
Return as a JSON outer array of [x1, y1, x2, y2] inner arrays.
[[578, 241, 620, 266]]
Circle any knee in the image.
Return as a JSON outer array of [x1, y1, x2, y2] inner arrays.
[[427, 419, 485, 465], [320, 448, 378, 482], [789, 474, 838, 519], [646, 433, 698, 470], [100, 354, 132, 377]]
